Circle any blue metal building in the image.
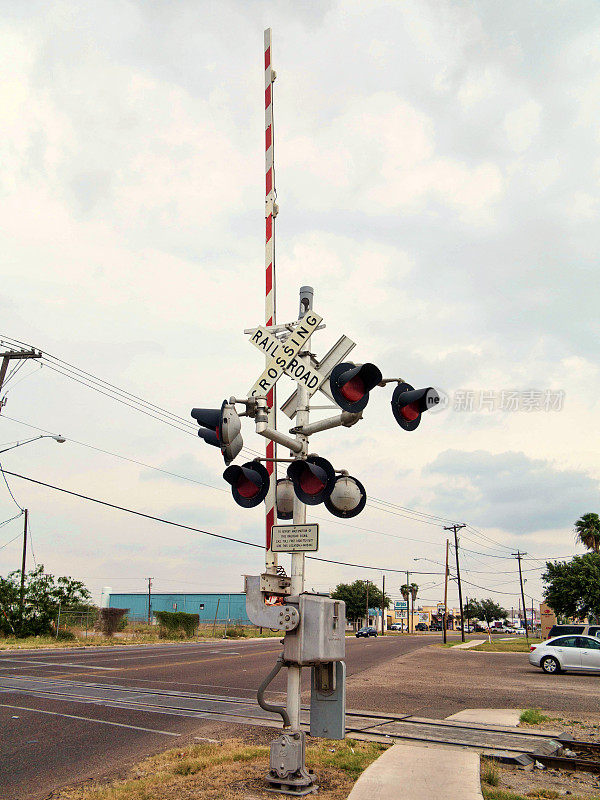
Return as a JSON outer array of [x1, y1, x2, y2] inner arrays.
[[102, 590, 250, 624]]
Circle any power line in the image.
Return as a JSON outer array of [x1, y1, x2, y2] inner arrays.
[[0, 468, 451, 577], [0, 532, 22, 551], [0, 463, 24, 512]]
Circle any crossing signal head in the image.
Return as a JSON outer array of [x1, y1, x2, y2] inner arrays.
[[329, 362, 383, 413], [223, 460, 270, 508], [287, 455, 336, 506], [324, 475, 367, 518], [391, 383, 440, 431], [191, 401, 243, 465], [276, 478, 294, 520]]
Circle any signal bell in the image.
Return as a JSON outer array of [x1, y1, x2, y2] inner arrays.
[[287, 455, 335, 506], [276, 478, 294, 520], [325, 475, 367, 518], [391, 383, 440, 431], [329, 362, 383, 413], [191, 401, 243, 465], [223, 461, 270, 508]]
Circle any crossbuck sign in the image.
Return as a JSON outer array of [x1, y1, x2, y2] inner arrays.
[[247, 312, 323, 398]]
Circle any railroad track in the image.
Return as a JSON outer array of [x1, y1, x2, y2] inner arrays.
[[1, 675, 598, 772]]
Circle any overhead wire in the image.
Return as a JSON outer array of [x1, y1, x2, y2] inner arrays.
[[0, 337, 582, 565], [0, 468, 457, 578]]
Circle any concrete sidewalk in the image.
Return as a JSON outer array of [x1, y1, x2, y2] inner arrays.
[[348, 742, 483, 799]]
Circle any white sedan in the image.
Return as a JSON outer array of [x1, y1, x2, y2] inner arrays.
[[529, 634, 600, 674]]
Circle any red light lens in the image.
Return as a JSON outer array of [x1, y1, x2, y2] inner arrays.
[[400, 402, 420, 422], [299, 467, 326, 496], [215, 426, 220, 441], [237, 475, 259, 498], [340, 376, 365, 402]]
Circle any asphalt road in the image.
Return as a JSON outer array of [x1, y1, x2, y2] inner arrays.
[[2, 634, 599, 799]]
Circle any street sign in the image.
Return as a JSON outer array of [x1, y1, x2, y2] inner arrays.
[[394, 600, 408, 610], [437, 604, 446, 613], [249, 325, 328, 395], [248, 312, 323, 399], [271, 524, 319, 552]]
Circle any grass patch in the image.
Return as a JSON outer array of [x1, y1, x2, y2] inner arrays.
[[482, 788, 594, 800], [50, 737, 387, 800], [482, 759, 500, 786], [471, 638, 542, 653], [0, 627, 282, 650], [520, 708, 550, 725]]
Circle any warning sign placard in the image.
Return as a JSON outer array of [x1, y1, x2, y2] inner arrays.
[[271, 524, 319, 553]]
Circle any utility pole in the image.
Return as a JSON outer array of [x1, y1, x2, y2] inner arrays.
[[381, 574, 385, 635], [445, 524, 466, 642], [365, 579, 369, 626], [19, 509, 28, 632], [147, 577, 153, 625], [443, 538, 449, 644], [512, 551, 529, 642], [0, 350, 42, 413], [405, 570, 410, 633]]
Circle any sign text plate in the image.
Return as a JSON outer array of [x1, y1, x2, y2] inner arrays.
[[271, 524, 319, 553]]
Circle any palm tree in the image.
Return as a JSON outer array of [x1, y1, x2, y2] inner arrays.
[[574, 513, 600, 554]]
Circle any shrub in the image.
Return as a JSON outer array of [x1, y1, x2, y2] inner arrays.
[[56, 629, 76, 641], [154, 611, 199, 639], [99, 607, 129, 637], [520, 708, 549, 725]]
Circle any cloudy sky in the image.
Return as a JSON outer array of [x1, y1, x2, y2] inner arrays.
[[1, 0, 598, 613]]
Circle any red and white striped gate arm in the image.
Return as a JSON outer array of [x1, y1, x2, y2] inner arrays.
[[264, 27, 277, 571]]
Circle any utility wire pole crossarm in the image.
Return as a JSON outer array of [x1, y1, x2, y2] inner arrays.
[[0, 349, 42, 413]]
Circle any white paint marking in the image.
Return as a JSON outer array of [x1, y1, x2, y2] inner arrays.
[[0, 703, 181, 736], [0, 658, 116, 670]]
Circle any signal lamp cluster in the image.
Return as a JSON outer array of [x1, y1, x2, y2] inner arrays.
[[191, 360, 439, 519]]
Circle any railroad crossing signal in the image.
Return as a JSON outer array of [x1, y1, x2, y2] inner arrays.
[[223, 461, 271, 508], [191, 402, 243, 465], [287, 455, 336, 506], [329, 362, 382, 413], [391, 383, 440, 431]]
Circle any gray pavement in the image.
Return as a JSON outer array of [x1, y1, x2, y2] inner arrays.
[[1, 634, 598, 799]]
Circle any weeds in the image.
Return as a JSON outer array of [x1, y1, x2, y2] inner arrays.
[[519, 708, 550, 725], [482, 759, 500, 786]]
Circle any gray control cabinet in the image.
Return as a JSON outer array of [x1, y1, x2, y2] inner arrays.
[[283, 594, 345, 665]]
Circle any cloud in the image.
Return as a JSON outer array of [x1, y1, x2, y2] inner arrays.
[[425, 449, 599, 534]]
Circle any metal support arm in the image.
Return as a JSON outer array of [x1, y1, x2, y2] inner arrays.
[[256, 420, 304, 453], [290, 410, 361, 436]]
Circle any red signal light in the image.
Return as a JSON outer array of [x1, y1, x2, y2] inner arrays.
[[223, 461, 270, 508], [400, 403, 420, 422], [329, 362, 382, 413], [287, 456, 336, 506], [340, 376, 366, 403]]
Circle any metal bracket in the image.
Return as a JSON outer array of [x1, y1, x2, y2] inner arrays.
[[244, 575, 299, 631]]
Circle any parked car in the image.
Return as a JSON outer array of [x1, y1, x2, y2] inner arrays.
[[389, 623, 403, 631], [355, 626, 378, 638], [415, 623, 429, 632], [548, 624, 600, 639], [430, 623, 443, 631], [529, 635, 600, 674]]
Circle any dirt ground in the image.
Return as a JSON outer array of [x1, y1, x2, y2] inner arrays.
[[47, 731, 386, 800], [482, 716, 600, 799]]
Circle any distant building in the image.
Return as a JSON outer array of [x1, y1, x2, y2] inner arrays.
[[101, 589, 250, 624]]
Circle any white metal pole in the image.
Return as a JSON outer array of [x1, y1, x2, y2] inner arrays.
[[264, 27, 278, 575], [286, 382, 309, 730]]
